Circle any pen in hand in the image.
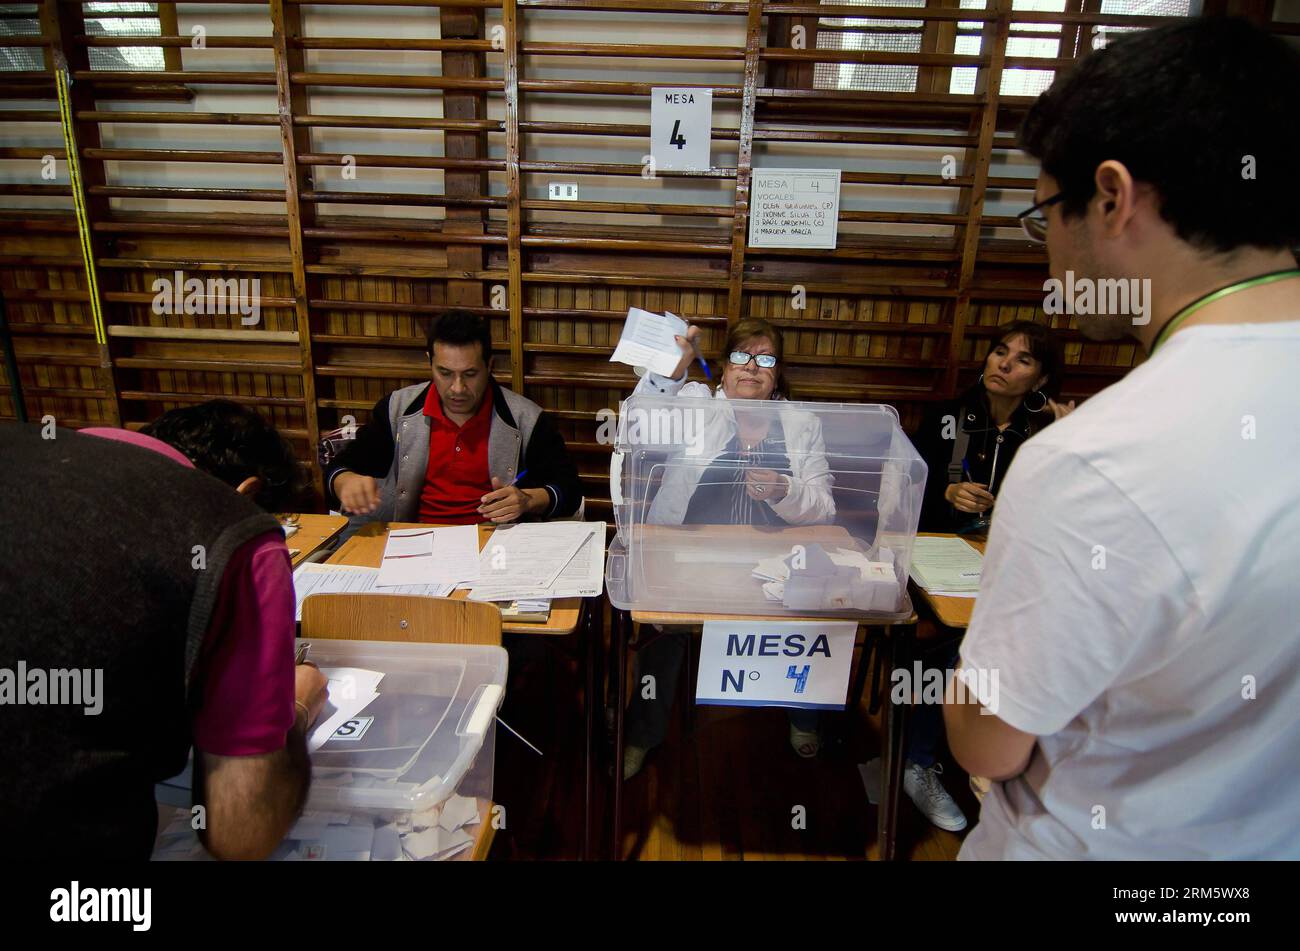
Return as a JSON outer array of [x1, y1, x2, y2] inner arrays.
[[688, 336, 712, 380]]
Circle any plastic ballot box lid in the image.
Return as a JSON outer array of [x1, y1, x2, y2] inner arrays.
[[301, 639, 507, 820], [605, 394, 926, 618]]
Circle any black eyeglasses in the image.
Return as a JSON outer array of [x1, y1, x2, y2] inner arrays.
[[728, 351, 778, 369], [1017, 192, 1066, 243]]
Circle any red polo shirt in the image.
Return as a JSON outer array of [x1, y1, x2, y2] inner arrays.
[[418, 384, 495, 524]]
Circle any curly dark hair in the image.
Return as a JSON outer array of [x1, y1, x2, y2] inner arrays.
[[142, 400, 304, 511], [1018, 17, 1300, 255]]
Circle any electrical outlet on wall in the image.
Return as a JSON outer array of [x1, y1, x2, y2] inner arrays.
[[548, 182, 579, 201]]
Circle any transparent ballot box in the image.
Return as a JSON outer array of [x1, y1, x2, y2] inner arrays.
[[299, 639, 506, 821], [605, 394, 926, 619], [154, 639, 507, 861]]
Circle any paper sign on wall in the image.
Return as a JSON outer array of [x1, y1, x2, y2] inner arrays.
[[695, 620, 858, 710], [748, 168, 841, 250], [650, 86, 712, 172]]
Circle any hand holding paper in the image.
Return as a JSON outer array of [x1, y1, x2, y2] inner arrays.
[[610, 307, 690, 378]]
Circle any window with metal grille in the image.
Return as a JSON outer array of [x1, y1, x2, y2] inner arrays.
[[1, 2, 166, 72], [950, 0, 1196, 97], [814, 0, 928, 93]]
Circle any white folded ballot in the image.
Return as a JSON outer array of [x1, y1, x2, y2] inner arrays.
[[752, 543, 898, 612], [609, 307, 689, 378]]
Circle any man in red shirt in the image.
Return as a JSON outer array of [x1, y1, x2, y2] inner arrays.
[[327, 310, 581, 528]]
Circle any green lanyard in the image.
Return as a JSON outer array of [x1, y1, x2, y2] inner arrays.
[[1150, 268, 1300, 356]]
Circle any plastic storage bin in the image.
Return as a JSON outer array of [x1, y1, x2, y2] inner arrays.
[[606, 394, 926, 619], [299, 638, 507, 821], [154, 638, 507, 860]]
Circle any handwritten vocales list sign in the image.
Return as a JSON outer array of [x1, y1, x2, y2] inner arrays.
[[747, 168, 842, 250]]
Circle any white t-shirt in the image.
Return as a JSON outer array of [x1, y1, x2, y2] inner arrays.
[[958, 321, 1300, 860]]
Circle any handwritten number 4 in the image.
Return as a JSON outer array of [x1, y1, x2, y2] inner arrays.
[[670, 120, 686, 150], [787, 664, 810, 694]]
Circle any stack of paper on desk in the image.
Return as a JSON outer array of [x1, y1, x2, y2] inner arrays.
[[909, 535, 983, 596], [292, 564, 455, 621], [468, 521, 606, 603]]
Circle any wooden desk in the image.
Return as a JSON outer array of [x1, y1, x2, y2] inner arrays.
[[325, 521, 584, 637], [911, 532, 986, 629], [283, 513, 348, 569]]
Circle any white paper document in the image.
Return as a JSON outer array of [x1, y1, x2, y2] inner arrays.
[[376, 525, 480, 588], [292, 564, 455, 621], [909, 535, 983, 594], [308, 666, 384, 753], [610, 307, 687, 378], [469, 522, 606, 601]]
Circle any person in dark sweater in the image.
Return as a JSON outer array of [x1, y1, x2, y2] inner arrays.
[[325, 309, 582, 535], [0, 401, 327, 860], [901, 320, 1072, 833]]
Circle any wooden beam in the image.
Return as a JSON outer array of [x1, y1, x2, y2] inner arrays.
[[270, 0, 323, 494], [944, 0, 1011, 397], [725, 0, 764, 328], [504, 0, 525, 393]]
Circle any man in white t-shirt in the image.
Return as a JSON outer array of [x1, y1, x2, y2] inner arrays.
[[942, 17, 1300, 859]]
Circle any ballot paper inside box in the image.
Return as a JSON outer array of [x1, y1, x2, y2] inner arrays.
[[606, 395, 926, 618]]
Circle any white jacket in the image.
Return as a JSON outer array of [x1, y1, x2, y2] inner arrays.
[[621, 370, 837, 527]]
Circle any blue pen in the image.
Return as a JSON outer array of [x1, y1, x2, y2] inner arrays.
[[962, 459, 972, 483], [509, 469, 528, 486], [688, 336, 712, 380]]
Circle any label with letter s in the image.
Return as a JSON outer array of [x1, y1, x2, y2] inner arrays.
[[331, 715, 374, 742]]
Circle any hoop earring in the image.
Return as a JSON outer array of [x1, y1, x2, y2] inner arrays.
[[1023, 389, 1048, 413], [977, 372, 984, 386]]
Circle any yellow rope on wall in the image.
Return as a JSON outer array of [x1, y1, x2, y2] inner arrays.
[[55, 69, 107, 347]]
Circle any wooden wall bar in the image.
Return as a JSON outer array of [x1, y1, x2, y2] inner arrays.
[[1, 0, 1288, 519]]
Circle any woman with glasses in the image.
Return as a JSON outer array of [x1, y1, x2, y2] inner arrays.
[[621, 318, 836, 777], [898, 320, 1071, 834]]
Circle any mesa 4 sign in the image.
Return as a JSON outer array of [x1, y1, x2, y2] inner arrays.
[[650, 86, 712, 171], [695, 620, 858, 710]]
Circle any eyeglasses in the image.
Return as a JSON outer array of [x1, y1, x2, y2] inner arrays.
[[1017, 192, 1066, 243], [728, 351, 778, 369]]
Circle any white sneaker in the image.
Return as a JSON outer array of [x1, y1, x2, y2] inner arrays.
[[903, 761, 967, 832]]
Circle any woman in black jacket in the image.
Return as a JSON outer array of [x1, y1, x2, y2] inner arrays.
[[916, 320, 1073, 535], [901, 320, 1072, 833]]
